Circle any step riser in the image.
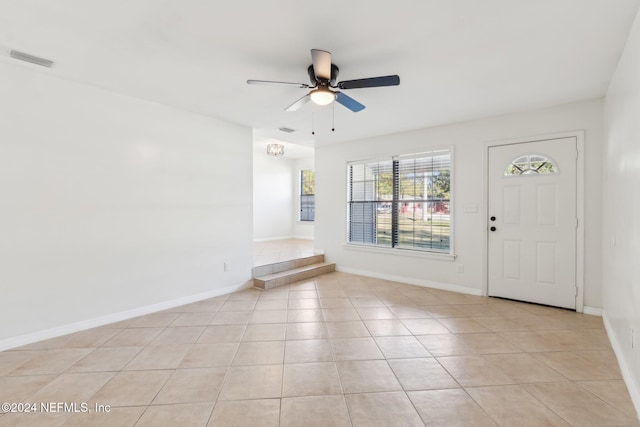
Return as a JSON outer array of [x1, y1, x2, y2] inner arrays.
[[254, 263, 335, 290], [252, 254, 325, 277]]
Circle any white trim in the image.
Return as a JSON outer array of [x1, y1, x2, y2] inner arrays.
[[343, 243, 456, 261], [253, 236, 296, 242], [602, 311, 640, 420], [582, 306, 603, 316], [335, 266, 482, 296], [483, 130, 585, 313], [292, 235, 314, 240], [0, 280, 253, 352]]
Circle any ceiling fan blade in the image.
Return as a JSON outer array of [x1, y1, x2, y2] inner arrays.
[[337, 75, 400, 90], [311, 49, 332, 80], [247, 79, 309, 88], [285, 94, 311, 112], [335, 92, 365, 112]]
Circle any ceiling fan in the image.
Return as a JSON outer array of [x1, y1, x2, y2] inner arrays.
[[247, 49, 400, 113]]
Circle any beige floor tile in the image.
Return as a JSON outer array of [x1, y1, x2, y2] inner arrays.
[[68, 347, 141, 373], [498, 331, 565, 352], [211, 311, 251, 325], [325, 321, 371, 338], [154, 367, 226, 404], [472, 316, 533, 332], [285, 339, 333, 363], [355, 307, 395, 319], [29, 372, 115, 402], [483, 353, 567, 383], [208, 399, 280, 427], [254, 299, 288, 310], [227, 290, 261, 301], [258, 290, 290, 300], [137, 402, 213, 427], [578, 380, 639, 419], [218, 365, 283, 400], [289, 280, 317, 290], [523, 382, 633, 426], [123, 344, 190, 371], [0, 375, 55, 402], [289, 290, 318, 299], [449, 304, 501, 317], [402, 318, 451, 335], [437, 355, 514, 387], [102, 328, 163, 347], [437, 318, 492, 334], [408, 389, 498, 427], [232, 341, 284, 366], [364, 319, 412, 336], [331, 337, 384, 361], [532, 351, 622, 380], [179, 343, 238, 368], [183, 299, 226, 313], [322, 308, 360, 321], [417, 334, 477, 356], [249, 310, 288, 324], [220, 300, 256, 312], [59, 328, 120, 348], [90, 370, 172, 406], [13, 336, 74, 351], [466, 385, 570, 427], [150, 326, 205, 345], [63, 406, 145, 427], [287, 309, 324, 323], [197, 325, 246, 343], [280, 395, 351, 427], [345, 391, 423, 427], [336, 360, 401, 393], [285, 322, 327, 340], [8, 349, 93, 376], [349, 297, 384, 308], [130, 312, 179, 328], [0, 411, 72, 427], [456, 333, 522, 354], [170, 312, 216, 326], [389, 358, 459, 390], [0, 351, 37, 376], [282, 362, 342, 397], [287, 298, 320, 309], [374, 336, 431, 359], [319, 298, 353, 308], [242, 324, 287, 341], [387, 306, 433, 319]]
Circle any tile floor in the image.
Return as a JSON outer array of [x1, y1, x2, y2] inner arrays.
[[0, 271, 638, 426], [253, 239, 315, 267]]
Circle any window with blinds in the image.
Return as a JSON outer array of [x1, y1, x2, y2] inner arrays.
[[347, 149, 452, 253]]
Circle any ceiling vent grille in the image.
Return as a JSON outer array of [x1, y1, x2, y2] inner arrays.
[[278, 127, 295, 134], [10, 50, 55, 68]]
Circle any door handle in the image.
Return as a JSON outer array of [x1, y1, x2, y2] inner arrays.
[[490, 226, 496, 232]]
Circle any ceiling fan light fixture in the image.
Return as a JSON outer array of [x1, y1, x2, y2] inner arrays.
[[267, 143, 285, 156], [309, 88, 336, 106]]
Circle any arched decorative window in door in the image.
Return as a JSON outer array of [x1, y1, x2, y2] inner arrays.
[[504, 153, 558, 176]]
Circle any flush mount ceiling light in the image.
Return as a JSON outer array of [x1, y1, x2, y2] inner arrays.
[[267, 143, 284, 156]]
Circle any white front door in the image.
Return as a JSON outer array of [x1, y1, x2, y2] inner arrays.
[[487, 137, 577, 309]]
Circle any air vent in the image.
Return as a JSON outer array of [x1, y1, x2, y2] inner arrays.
[[278, 127, 295, 134], [10, 50, 55, 68]]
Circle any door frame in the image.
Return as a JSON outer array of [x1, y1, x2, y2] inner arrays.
[[482, 130, 585, 312]]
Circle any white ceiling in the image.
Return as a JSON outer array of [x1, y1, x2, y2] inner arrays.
[[1, 0, 638, 149]]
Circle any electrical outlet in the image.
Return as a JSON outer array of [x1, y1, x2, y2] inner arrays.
[[457, 264, 464, 273], [224, 262, 231, 272]]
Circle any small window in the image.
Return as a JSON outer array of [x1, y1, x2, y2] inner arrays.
[[505, 154, 558, 176], [300, 170, 315, 221]]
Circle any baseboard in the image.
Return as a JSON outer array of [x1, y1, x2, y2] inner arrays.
[[582, 306, 603, 316], [602, 311, 640, 421], [0, 280, 253, 352], [292, 236, 314, 241], [253, 236, 295, 242], [335, 266, 482, 296]]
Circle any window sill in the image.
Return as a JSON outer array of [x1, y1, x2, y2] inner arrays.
[[296, 221, 314, 224], [343, 243, 456, 261]]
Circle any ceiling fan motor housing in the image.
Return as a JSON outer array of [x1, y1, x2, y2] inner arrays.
[[308, 64, 339, 86]]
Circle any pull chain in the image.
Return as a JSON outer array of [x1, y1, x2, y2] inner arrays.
[[311, 109, 315, 135], [332, 102, 335, 132]]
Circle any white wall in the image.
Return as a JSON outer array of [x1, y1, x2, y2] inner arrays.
[[253, 152, 295, 241], [0, 61, 253, 346], [292, 156, 315, 240], [603, 9, 640, 413], [316, 99, 603, 307]]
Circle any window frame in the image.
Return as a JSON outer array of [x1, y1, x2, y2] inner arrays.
[[345, 147, 455, 257], [300, 169, 315, 222]]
